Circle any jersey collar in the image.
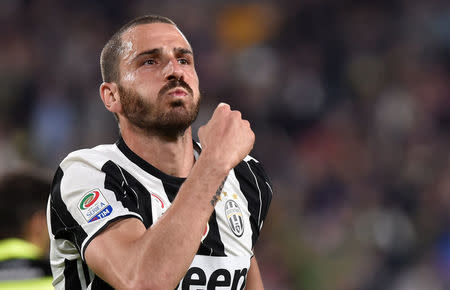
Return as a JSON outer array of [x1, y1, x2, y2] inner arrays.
[[115, 137, 201, 185]]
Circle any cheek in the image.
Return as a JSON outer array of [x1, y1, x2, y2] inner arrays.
[[136, 83, 162, 103], [185, 69, 200, 90], [132, 72, 161, 92], [123, 71, 136, 82]]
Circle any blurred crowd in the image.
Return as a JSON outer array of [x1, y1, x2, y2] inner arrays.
[[1, 0, 450, 289]]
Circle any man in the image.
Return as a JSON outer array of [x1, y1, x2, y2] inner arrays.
[[0, 168, 53, 289], [47, 15, 272, 289]]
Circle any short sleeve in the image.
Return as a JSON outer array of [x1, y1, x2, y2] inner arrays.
[[234, 156, 273, 247], [48, 153, 143, 261], [245, 158, 273, 232]]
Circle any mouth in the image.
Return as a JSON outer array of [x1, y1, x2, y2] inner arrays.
[[164, 88, 191, 108], [167, 88, 188, 98]]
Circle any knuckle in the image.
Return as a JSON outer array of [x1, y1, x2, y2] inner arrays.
[[216, 106, 230, 118], [231, 110, 242, 119], [217, 103, 230, 111]]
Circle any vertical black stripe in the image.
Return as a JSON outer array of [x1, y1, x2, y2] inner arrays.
[[102, 161, 153, 228], [198, 210, 226, 256], [162, 180, 183, 203], [50, 167, 88, 251], [234, 160, 272, 248], [63, 259, 82, 290], [82, 261, 91, 286], [247, 160, 272, 226]]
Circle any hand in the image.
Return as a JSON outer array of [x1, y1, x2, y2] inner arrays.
[[198, 103, 255, 171]]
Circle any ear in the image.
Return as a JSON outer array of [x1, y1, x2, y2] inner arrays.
[[100, 82, 121, 114]]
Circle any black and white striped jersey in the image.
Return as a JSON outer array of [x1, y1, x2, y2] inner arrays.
[[47, 137, 272, 289]]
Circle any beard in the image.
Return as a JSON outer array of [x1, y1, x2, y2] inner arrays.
[[119, 79, 200, 139]]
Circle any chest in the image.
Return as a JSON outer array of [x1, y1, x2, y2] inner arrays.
[[137, 169, 255, 257]]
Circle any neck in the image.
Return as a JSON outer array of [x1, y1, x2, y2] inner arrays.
[[120, 124, 195, 178]]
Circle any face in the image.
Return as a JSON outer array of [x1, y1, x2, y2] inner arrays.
[[117, 23, 201, 138]]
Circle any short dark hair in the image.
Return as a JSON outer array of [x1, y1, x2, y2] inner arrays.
[[0, 168, 52, 239], [100, 15, 176, 83]]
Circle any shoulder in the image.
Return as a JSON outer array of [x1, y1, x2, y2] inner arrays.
[[59, 143, 118, 172], [231, 154, 273, 235], [233, 154, 273, 207], [239, 155, 272, 188], [53, 143, 122, 201]]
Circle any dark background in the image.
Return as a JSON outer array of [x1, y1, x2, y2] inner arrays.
[[1, 0, 450, 289]]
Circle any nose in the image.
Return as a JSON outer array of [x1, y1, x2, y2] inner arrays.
[[163, 59, 184, 81]]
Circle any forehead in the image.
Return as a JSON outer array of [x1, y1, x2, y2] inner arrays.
[[120, 23, 191, 54]]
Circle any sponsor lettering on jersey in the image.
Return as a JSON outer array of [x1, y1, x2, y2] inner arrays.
[[78, 189, 112, 223], [176, 255, 250, 290], [88, 205, 113, 222], [224, 200, 244, 237], [180, 267, 248, 290]]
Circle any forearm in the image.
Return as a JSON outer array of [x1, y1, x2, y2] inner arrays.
[[135, 155, 228, 287], [89, 154, 229, 289]]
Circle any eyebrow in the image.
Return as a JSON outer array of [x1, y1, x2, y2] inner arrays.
[[131, 47, 193, 63], [131, 48, 161, 63], [174, 47, 193, 56]]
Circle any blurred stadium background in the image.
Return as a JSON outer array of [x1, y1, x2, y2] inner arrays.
[[1, 0, 450, 289]]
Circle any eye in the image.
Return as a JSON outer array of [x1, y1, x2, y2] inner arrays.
[[178, 58, 189, 65], [144, 59, 156, 65]]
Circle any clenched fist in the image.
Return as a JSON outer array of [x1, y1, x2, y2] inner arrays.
[[198, 103, 255, 172]]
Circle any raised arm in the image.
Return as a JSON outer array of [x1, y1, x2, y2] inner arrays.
[[85, 103, 254, 289]]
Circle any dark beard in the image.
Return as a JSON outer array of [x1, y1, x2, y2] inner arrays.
[[119, 80, 200, 140]]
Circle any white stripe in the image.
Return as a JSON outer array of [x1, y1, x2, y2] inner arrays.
[[246, 162, 263, 228], [46, 197, 55, 238], [217, 169, 253, 256], [77, 259, 87, 289], [265, 181, 273, 196], [89, 269, 95, 284], [243, 155, 257, 162]]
